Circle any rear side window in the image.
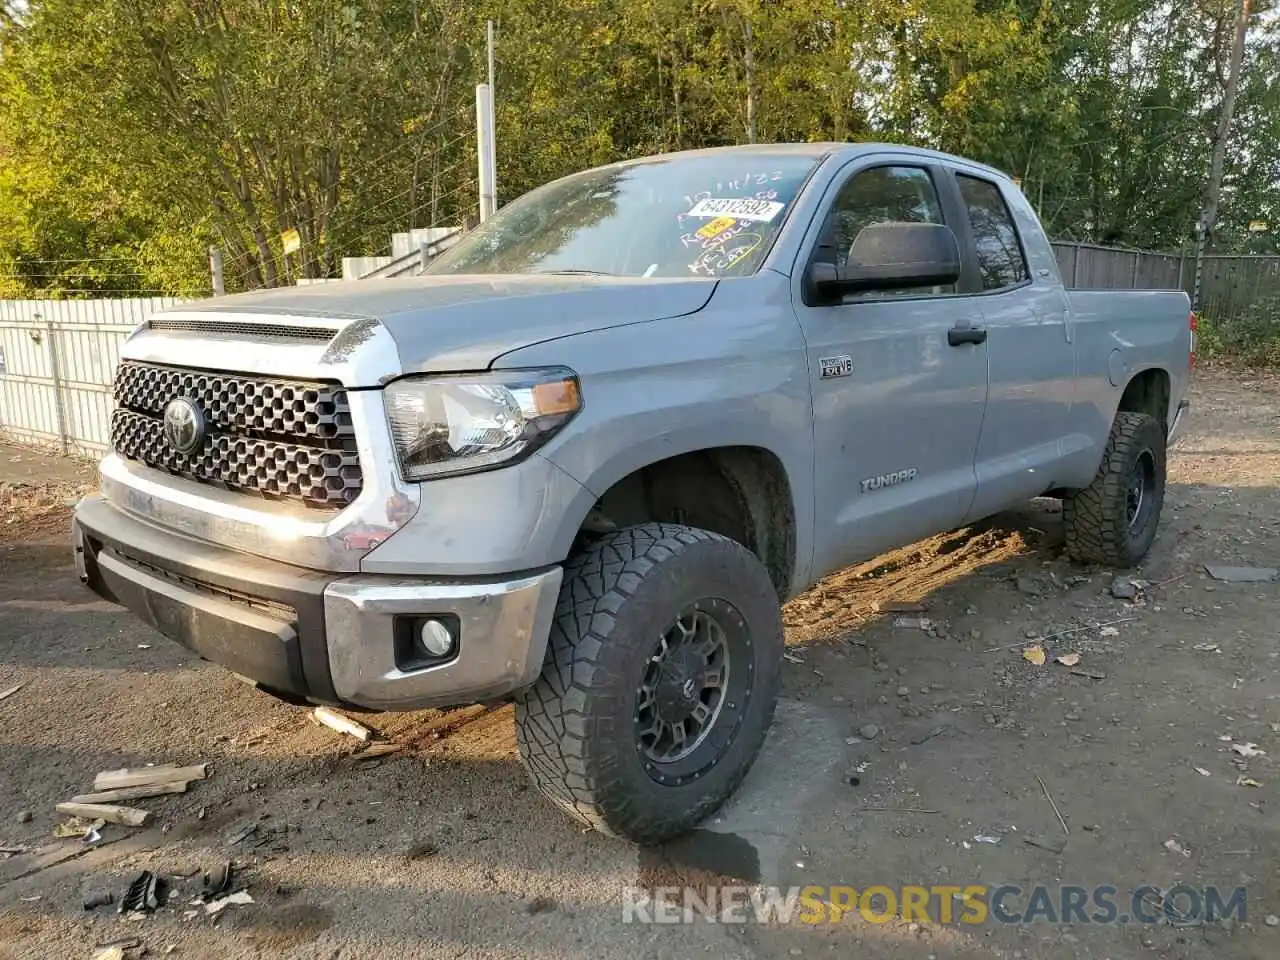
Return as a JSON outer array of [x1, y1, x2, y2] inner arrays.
[[956, 175, 1029, 291]]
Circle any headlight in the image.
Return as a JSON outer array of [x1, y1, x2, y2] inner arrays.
[[384, 368, 581, 480]]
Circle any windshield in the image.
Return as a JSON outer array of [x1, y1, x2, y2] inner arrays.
[[425, 154, 820, 279]]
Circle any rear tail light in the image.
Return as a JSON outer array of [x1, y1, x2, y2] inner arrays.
[[1189, 311, 1198, 369]]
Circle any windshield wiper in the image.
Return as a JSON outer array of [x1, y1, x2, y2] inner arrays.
[[535, 268, 617, 276]]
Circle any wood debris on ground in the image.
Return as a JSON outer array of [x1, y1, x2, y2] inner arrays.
[[72, 781, 189, 804], [53, 761, 212, 836], [356, 742, 402, 760], [93, 763, 210, 791], [55, 802, 150, 828], [313, 706, 377, 742]]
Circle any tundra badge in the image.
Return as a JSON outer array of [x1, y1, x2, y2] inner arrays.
[[861, 468, 918, 493], [819, 355, 853, 379]]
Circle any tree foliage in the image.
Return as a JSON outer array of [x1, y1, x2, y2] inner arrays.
[[0, 0, 1277, 296]]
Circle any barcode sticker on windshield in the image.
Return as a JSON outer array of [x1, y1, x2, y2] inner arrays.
[[687, 198, 785, 222]]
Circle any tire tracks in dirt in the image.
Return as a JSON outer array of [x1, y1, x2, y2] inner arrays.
[[783, 525, 1030, 647]]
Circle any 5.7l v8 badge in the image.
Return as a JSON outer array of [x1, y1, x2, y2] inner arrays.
[[819, 355, 853, 379]]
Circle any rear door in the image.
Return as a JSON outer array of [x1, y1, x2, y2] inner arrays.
[[947, 171, 1075, 520], [790, 158, 990, 580]]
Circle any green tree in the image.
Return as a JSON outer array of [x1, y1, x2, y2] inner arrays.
[[1, 0, 1278, 296]]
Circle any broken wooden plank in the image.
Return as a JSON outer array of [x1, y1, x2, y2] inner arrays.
[[55, 803, 151, 828], [92, 763, 209, 792], [874, 600, 926, 613], [0, 837, 124, 887], [1, 811, 207, 891], [356, 742, 401, 760], [0, 682, 26, 703], [70, 781, 188, 805], [313, 706, 374, 742]]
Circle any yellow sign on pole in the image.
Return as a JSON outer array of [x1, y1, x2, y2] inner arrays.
[[281, 228, 301, 254]]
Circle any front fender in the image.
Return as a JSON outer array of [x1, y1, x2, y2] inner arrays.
[[494, 277, 816, 591]]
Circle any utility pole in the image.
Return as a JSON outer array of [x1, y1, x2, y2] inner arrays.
[[476, 84, 496, 222], [208, 246, 224, 296], [486, 20, 498, 207], [487, 20, 496, 92], [742, 18, 757, 144]]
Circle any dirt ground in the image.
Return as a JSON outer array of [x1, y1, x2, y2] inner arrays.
[[1, 369, 1277, 960]]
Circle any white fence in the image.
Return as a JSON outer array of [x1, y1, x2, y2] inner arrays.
[[0, 298, 187, 456]]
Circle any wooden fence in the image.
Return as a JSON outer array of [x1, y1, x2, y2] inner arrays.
[[1051, 242, 1280, 323], [1194, 256, 1280, 324], [1050, 242, 1188, 292]]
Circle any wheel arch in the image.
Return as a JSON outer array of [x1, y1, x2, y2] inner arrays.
[[1115, 366, 1172, 435], [562, 444, 801, 601]]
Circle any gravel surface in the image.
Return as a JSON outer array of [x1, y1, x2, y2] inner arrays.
[[1, 369, 1277, 959]]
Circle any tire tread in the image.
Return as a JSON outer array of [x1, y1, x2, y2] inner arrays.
[[1063, 410, 1164, 567], [514, 522, 780, 843]]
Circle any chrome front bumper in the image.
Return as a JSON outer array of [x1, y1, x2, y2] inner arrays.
[[74, 494, 562, 711], [324, 569, 562, 710]]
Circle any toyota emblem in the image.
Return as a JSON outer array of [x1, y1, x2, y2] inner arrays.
[[162, 397, 205, 455]]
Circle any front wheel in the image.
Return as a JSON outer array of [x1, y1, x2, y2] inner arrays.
[[1063, 410, 1167, 567], [514, 522, 783, 844]]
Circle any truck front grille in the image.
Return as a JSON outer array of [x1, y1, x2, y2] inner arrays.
[[110, 361, 362, 509]]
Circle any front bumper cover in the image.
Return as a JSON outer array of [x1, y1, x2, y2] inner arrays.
[[73, 494, 562, 711]]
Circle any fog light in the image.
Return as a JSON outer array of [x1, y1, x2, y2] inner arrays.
[[393, 614, 460, 670], [419, 618, 456, 657]]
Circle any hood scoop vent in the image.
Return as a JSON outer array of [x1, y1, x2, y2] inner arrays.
[[148, 317, 338, 343]]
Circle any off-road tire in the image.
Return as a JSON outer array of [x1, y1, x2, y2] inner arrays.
[[514, 522, 783, 844], [1063, 410, 1166, 567]]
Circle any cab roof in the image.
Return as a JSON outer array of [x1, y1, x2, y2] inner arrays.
[[611, 141, 1015, 184]]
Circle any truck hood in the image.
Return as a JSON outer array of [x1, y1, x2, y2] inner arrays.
[[178, 274, 717, 381]]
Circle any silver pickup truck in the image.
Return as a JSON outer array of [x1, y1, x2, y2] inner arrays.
[[72, 143, 1193, 843]]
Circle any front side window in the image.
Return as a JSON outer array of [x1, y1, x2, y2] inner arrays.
[[425, 155, 820, 279], [956, 174, 1029, 291], [815, 165, 952, 297]]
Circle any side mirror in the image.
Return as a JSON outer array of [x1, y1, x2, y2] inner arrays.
[[810, 221, 961, 298]]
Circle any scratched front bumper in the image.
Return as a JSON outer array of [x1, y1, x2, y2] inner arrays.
[[73, 494, 563, 711]]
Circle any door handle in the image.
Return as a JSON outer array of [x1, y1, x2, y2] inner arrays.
[[948, 325, 987, 347]]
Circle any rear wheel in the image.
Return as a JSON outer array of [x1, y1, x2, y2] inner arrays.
[[514, 522, 782, 844], [1063, 410, 1166, 567]]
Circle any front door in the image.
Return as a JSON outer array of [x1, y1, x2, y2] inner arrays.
[[791, 161, 990, 580]]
